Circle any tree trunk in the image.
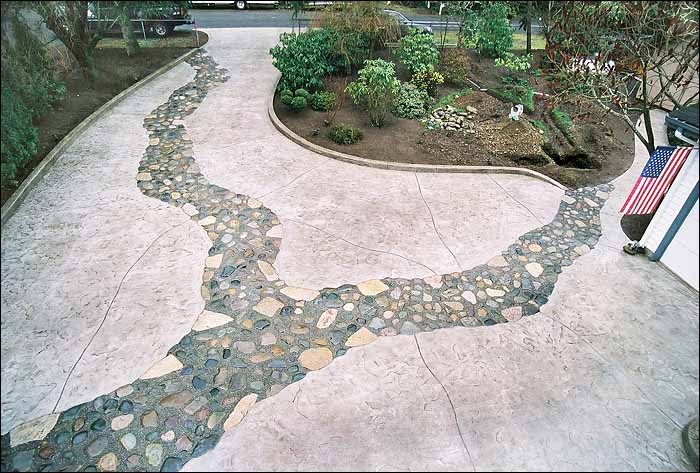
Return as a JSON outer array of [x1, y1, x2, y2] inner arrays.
[[641, 72, 655, 155], [119, 15, 140, 57], [526, 1, 532, 55]]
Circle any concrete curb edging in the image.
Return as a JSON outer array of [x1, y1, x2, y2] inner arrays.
[[267, 79, 568, 190], [1, 47, 201, 226]]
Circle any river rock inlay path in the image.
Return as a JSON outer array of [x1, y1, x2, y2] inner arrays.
[[1, 51, 613, 472]]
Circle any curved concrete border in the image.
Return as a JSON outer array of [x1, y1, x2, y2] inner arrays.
[[1, 47, 201, 226], [267, 79, 568, 190]]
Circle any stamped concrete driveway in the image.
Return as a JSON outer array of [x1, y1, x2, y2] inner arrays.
[[1, 27, 696, 473], [0, 27, 561, 436]]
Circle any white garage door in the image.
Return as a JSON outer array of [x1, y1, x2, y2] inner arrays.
[[660, 199, 699, 290]]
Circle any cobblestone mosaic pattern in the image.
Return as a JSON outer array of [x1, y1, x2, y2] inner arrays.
[[1, 51, 612, 472]]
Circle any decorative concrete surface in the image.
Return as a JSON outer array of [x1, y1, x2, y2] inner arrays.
[[0, 28, 696, 473], [0, 63, 210, 435]]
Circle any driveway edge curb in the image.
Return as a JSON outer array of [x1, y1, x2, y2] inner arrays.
[[1, 47, 201, 226], [266, 79, 568, 190]]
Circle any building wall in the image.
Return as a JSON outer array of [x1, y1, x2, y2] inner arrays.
[[641, 148, 699, 290]]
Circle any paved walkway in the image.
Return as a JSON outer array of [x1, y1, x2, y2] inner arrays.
[[1, 29, 697, 472]]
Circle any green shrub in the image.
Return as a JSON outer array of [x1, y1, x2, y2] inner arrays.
[[438, 49, 471, 87], [294, 88, 310, 98], [281, 89, 293, 98], [280, 94, 294, 106], [270, 29, 336, 91], [290, 96, 308, 112], [531, 119, 547, 138], [492, 85, 535, 112], [1, 14, 65, 192], [392, 82, 429, 119], [436, 88, 473, 110], [1, 87, 39, 189], [327, 123, 363, 144], [309, 91, 337, 112], [494, 52, 532, 73], [395, 29, 439, 73], [410, 69, 444, 97], [552, 108, 575, 143], [346, 59, 400, 127], [476, 2, 513, 58]]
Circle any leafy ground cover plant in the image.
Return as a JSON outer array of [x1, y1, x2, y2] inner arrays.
[[392, 82, 429, 119], [327, 123, 363, 144]]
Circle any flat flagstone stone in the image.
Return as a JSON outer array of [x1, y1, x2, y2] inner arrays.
[[140, 355, 183, 380], [280, 286, 319, 301], [192, 310, 233, 331], [345, 327, 378, 347], [424, 275, 443, 289], [120, 433, 136, 450], [562, 195, 576, 204], [298, 347, 333, 370], [205, 254, 223, 269], [575, 244, 591, 256], [316, 309, 338, 329], [97, 452, 118, 471], [502, 306, 523, 322], [257, 260, 279, 281], [525, 262, 544, 278], [487, 255, 508, 267], [182, 203, 198, 216], [253, 297, 284, 317], [9, 413, 60, 448], [486, 288, 506, 297], [357, 279, 389, 296], [223, 394, 258, 431], [198, 216, 216, 226]]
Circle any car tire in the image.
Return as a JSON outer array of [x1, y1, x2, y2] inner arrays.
[[235, 1, 247, 9], [152, 22, 170, 37]]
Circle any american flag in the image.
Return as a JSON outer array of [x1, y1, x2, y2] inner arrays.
[[619, 146, 693, 215]]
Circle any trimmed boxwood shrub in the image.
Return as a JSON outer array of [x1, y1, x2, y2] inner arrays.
[[309, 91, 337, 112], [289, 96, 308, 112]]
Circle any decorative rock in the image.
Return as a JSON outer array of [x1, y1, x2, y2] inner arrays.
[[176, 436, 193, 452], [316, 308, 338, 329], [487, 256, 508, 267], [424, 275, 443, 289], [260, 332, 277, 345], [298, 347, 333, 370], [561, 195, 576, 205], [234, 341, 256, 353], [116, 384, 134, 398], [198, 216, 216, 226], [192, 310, 233, 331], [357, 279, 389, 296], [502, 306, 523, 322], [280, 286, 320, 301], [111, 414, 134, 431], [253, 297, 284, 317], [525, 262, 544, 278], [145, 443, 164, 467], [461, 291, 477, 304], [257, 261, 279, 281], [120, 433, 137, 451], [224, 394, 258, 431], [142, 411, 158, 428], [160, 391, 194, 408], [182, 203, 198, 216], [575, 244, 591, 256], [400, 321, 420, 335], [528, 244, 542, 252], [161, 457, 184, 472], [345, 327, 378, 347], [87, 437, 109, 457], [97, 452, 118, 471], [136, 172, 152, 181], [207, 411, 226, 429], [343, 303, 355, 311], [161, 430, 176, 442], [205, 253, 223, 268], [486, 288, 506, 297], [140, 354, 183, 379], [9, 413, 60, 447]]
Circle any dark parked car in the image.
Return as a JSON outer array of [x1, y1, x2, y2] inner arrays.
[[87, 2, 193, 38]]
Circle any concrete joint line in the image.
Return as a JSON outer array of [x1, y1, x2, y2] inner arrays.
[[487, 175, 545, 226], [254, 163, 323, 201], [414, 334, 477, 473], [283, 216, 439, 276], [51, 222, 186, 413], [414, 173, 463, 271]]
